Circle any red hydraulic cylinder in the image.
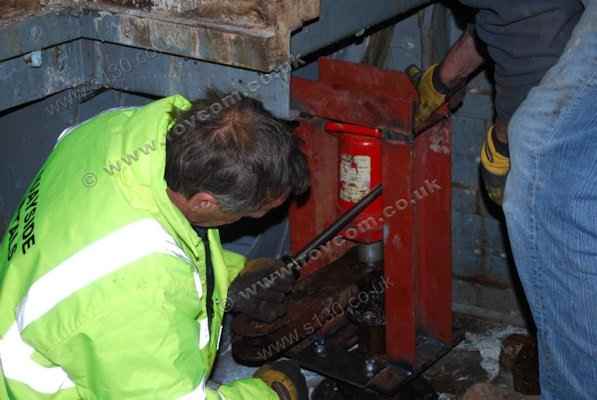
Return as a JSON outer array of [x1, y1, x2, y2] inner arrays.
[[326, 122, 383, 243]]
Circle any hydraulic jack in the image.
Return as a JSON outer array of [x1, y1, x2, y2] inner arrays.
[[232, 58, 457, 398]]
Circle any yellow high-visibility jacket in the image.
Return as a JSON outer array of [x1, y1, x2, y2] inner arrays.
[[0, 96, 278, 400]]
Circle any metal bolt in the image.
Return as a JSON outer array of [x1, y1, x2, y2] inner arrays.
[[23, 51, 42, 68], [365, 358, 377, 376], [313, 336, 326, 355], [30, 26, 42, 41]]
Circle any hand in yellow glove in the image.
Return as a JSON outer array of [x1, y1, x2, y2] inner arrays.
[[407, 64, 451, 127], [254, 360, 308, 400], [480, 125, 510, 205], [407, 63, 469, 128]]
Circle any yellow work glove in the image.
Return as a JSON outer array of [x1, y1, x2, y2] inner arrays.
[[408, 64, 448, 127], [254, 360, 308, 400], [480, 125, 510, 205]]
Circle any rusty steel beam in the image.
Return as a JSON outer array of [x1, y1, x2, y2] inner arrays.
[[0, 0, 320, 71], [291, 0, 433, 57], [1, 0, 434, 71], [0, 39, 292, 116], [0, 0, 435, 113]]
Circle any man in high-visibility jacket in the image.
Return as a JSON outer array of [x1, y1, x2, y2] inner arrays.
[[0, 92, 310, 399]]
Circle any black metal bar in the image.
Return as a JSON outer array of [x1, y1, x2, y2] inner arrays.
[[291, 185, 383, 267]]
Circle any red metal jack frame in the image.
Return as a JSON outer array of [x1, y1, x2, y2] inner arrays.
[[289, 58, 454, 366]]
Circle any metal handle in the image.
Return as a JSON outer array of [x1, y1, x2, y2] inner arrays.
[[286, 185, 383, 273]]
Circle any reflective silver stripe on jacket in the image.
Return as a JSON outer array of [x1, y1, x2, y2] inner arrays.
[[0, 218, 192, 394]]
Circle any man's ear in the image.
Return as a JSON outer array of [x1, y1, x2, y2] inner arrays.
[[188, 192, 219, 211]]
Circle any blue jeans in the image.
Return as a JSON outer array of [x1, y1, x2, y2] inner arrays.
[[504, 2, 597, 398]]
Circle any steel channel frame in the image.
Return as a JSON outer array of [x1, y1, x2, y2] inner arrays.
[[289, 58, 453, 366], [0, 0, 433, 113]]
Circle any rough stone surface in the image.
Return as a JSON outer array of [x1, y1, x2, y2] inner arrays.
[[461, 383, 539, 400], [500, 334, 535, 370]]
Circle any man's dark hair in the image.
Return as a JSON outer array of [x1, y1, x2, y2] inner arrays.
[[165, 91, 309, 213]]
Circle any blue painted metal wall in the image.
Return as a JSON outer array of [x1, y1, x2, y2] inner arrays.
[[447, 17, 528, 325], [0, 89, 150, 230]]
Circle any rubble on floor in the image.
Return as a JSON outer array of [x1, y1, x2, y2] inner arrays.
[[426, 315, 540, 399]]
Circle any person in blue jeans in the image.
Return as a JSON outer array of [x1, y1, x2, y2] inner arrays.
[[415, 0, 596, 398]]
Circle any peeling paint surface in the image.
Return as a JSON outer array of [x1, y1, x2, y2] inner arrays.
[[1, 0, 321, 71], [430, 129, 451, 154]]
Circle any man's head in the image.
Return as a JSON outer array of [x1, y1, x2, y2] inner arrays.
[[165, 91, 309, 227]]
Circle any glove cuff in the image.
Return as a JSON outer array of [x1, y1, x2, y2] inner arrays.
[[480, 125, 510, 176], [254, 360, 308, 400], [254, 366, 297, 400], [420, 64, 447, 101], [415, 64, 447, 126], [432, 64, 452, 96]]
